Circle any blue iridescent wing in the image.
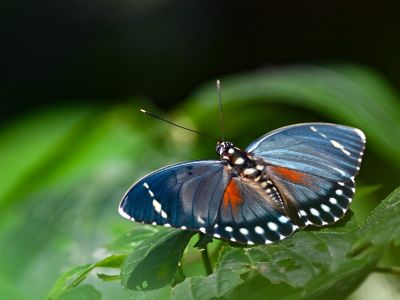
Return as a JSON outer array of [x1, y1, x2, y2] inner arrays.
[[119, 161, 231, 230], [119, 160, 299, 245], [245, 123, 366, 227]]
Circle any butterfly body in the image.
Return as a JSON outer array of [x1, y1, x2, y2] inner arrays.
[[119, 123, 366, 245]]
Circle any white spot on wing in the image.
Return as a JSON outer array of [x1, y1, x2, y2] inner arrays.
[[240, 228, 249, 235], [161, 210, 168, 219], [181, 226, 187, 230], [143, 182, 149, 189], [152, 199, 168, 218], [321, 204, 330, 212], [268, 222, 278, 231], [230, 237, 236, 242], [199, 227, 206, 233], [247, 241, 255, 245], [310, 126, 317, 132], [278, 216, 289, 223], [225, 226, 233, 232], [148, 190, 154, 197], [310, 208, 320, 216], [333, 167, 346, 176], [153, 199, 162, 213], [336, 189, 343, 196], [255, 226, 264, 234], [329, 198, 338, 205], [299, 210, 307, 217], [213, 233, 221, 238], [330, 139, 351, 156]]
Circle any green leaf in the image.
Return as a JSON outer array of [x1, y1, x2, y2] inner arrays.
[[172, 246, 248, 300], [56, 285, 102, 300], [46, 255, 124, 300], [356, 186, 400, 246], [121, 228, 194, 290], [171, 216, 381, 300]]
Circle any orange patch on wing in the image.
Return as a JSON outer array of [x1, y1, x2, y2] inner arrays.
[[270, 166, 310, 185], [223, 179, 243, 210]]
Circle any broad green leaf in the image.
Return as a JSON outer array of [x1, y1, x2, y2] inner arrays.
[[224, 245, 380, 300], [171, 217, 379, 300], [46, 255, 124, 300], [56, 285, 102, 300], [356, 186, 400, 246], [121, 228, 194, 290]]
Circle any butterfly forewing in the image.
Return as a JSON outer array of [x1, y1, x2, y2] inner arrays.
[[119, 160, 231, 229]]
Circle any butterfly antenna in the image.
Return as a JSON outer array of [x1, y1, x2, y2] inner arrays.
[[216, 79, 225, 141], [140, 109, 217, 141]]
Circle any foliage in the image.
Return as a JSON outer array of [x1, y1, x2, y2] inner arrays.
[[1, 64, 400, 299]]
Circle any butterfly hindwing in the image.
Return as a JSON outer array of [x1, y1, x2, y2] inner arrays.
[[211, 177, 299, 245], [119, 160, 231, 230], [266, 165, 355, 227]]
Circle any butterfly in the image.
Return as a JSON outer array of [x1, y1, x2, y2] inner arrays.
[[119, 123, 366, 245]]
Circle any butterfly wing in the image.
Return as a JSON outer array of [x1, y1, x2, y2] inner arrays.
[[119, 160, 299, 245], [211, 176, 299, 245], [245, 123, 366, 227], [119, 160, 232, 230]]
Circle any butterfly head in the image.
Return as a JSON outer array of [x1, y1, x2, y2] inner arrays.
[[216, 141, 234, 157]]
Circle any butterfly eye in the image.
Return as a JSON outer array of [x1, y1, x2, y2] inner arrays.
[[216, 143, 225, 156]]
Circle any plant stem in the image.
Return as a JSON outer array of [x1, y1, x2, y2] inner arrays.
[[201, 245, 213, 276], [374, 266, 400, 276]]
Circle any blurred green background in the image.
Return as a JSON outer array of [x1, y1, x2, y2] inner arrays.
[[1, 1, 400, 299]]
